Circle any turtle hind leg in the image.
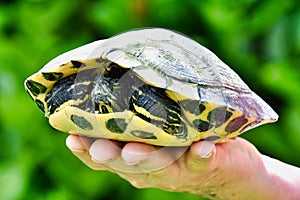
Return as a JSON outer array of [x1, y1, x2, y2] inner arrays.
[[45, 73, 96, 115], [129, 84, 187, 138]]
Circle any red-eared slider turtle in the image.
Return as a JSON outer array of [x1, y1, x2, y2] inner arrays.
[[24, 28, 278, 146]]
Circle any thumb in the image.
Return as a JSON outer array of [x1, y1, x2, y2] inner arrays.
[[186, 141, 216, 171], [194, 140, 216, 158]]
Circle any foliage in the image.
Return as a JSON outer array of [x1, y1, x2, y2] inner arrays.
[[0, 0, 299, 199]]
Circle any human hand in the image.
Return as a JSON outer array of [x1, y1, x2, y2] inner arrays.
[[66, 135, 300, 200]]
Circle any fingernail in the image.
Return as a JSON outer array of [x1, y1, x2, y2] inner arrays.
[[198, 141, 215, 158], [124, 160, 140, 166], [89, 139, 120, 164], [91, 156, 110, 164]]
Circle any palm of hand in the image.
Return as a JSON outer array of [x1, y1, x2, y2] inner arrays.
[[66, 135, 264, 199]]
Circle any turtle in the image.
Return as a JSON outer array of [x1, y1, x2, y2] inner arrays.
[[24, 28, 278, 146]]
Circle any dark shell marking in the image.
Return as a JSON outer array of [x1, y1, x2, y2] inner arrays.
[[35, 99, 45, 112], [207, 106, 232, 128], [25, 80, 47, 96], [105, 118, 128, 133], [42, 72, 64, 81], [71, 60, 86, 68], [225, 116, 248, 133], [179, 99, 206, 116], [193, 119, 213, 132], [130, 130, 157, 139], [70, 114, 93, 130]]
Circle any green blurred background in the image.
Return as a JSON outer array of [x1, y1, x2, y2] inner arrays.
[[0, 0, 300, 199]]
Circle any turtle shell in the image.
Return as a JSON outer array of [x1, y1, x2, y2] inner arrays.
[[24, 28, 278, 146]]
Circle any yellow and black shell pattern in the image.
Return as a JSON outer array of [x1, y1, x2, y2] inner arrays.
[[24, 28, 278, 146]]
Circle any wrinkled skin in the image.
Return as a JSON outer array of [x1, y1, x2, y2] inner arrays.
[[66, 135, 300, 200]]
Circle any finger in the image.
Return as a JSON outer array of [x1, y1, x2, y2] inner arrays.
[[121, 142, 154, 165], [88, 139, 143, 173], [121, 143, 179, 173], [193, 140, 216, 158], [88, 140, 148, 173], [66, 134, 93, 152], [66, 135, 107, 170], [116, 143, 182, 187], [89, 139, 123, 164], [185, 140, 216, 172]]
